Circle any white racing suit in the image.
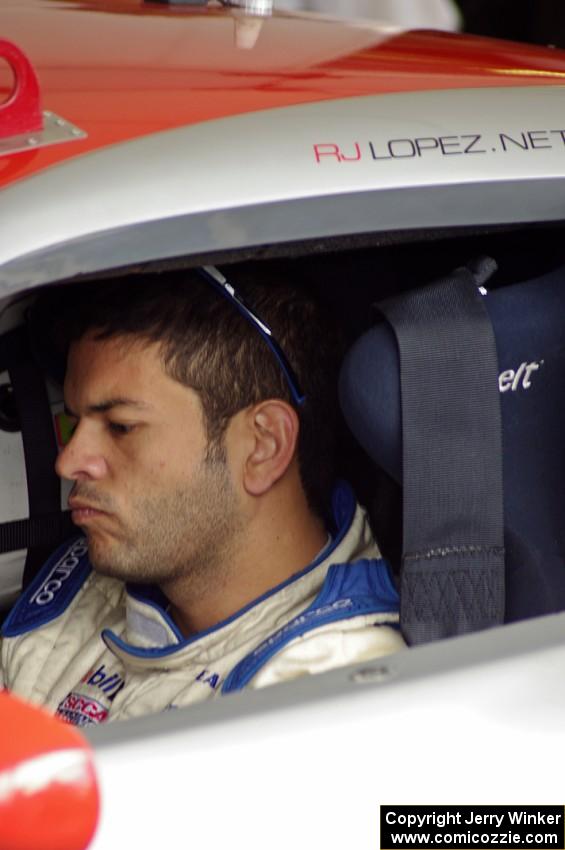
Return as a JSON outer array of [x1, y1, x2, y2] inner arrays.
[[0, 484, 403, 726]]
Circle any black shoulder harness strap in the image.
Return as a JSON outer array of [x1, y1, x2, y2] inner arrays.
[[0, 327, 73, 580], [379, 260, 505, 644]]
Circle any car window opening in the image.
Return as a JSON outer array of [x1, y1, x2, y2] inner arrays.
[[1, 222, 565, 723]]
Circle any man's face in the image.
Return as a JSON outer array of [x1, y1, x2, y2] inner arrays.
[[56, 333, 243, 585]]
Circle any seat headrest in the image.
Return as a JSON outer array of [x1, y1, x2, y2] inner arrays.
[[339, 263, 565, 551]]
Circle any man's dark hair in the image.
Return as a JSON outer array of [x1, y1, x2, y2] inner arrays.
[[39, 264, 343, 520]]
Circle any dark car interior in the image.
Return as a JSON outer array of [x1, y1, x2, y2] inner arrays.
[[1, 222, 565, 643]]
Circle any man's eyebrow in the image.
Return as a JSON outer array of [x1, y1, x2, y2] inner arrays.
[[64, 398, 153, 417]]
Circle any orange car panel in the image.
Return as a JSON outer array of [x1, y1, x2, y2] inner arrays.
[[0, 691, 99, 850], [2, 0, 565, 188]]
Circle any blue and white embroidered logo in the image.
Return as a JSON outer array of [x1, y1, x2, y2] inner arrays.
[[195, 669, 221, 690], [3, 536, 91, 636], [29, 538, 89, 606]]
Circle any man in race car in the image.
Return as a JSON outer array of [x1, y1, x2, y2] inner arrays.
[[1, 266, 403, 726]]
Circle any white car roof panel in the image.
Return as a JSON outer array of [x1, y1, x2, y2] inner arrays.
[[1, 85, 565, 293]]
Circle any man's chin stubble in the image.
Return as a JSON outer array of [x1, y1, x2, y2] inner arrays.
[[85, 533, 188, 584]]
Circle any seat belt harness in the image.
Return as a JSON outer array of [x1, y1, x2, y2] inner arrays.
[[0, 327, 68, 574], [379, 259, 505, 644]]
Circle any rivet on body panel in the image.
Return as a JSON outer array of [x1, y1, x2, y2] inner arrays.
[[350, 665, 396, 685]]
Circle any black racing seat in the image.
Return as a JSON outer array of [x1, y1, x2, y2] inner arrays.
[[339, 262, 565, 631]]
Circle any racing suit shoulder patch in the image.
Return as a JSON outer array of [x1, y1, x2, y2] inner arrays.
[[222, 558, 399, 693], [2, 536, 92, 637]]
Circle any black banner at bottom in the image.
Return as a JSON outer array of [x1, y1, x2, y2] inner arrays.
[[381, 806, 565, 850]]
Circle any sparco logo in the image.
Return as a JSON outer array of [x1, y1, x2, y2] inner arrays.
[[30, 539, 88, 606]]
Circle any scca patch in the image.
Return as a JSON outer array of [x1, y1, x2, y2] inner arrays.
[[57, 692, 109, 727], [56, 665, 125, 726]]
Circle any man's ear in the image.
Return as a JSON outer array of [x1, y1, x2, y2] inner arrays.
[[242, 400, 299, 496]]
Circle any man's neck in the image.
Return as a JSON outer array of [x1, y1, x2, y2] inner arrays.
[[162, 492, 328, 637]]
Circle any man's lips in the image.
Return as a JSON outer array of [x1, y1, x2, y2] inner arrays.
[[68, 499, 110, 523]]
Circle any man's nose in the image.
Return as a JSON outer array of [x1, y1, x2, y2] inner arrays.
[[55, 424, 108, 481]]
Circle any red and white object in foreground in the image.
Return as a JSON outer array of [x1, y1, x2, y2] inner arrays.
[[0, 691, 99, 850]]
